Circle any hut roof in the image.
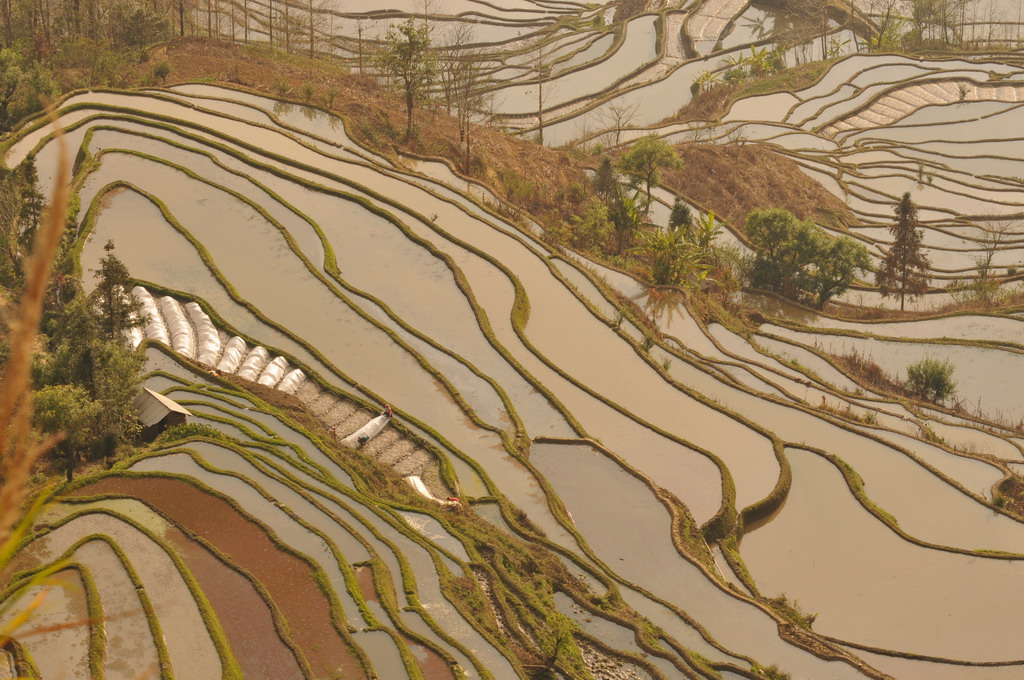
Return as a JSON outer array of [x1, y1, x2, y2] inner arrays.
[[135, 388, 192, 428]]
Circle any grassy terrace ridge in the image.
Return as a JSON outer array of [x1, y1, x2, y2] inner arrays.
[[61, 104, 585, 455], [12, 506, 242, 678], [11, 11, 1024, 678], [672, 57, 839, 125], [17, 40, 1011, 326], [133, 38, 593, 229], [46, 36, 856, 309], [49, 79, 1015, 667], [144, 358, 749, 675], [88, 348, 643, 675], [125, 352, 798, 675]]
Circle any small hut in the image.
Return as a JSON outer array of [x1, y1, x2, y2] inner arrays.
[[135, 387, 192, 441]]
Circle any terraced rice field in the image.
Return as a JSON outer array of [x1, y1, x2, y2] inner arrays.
[[6, 2, 1024, 679]]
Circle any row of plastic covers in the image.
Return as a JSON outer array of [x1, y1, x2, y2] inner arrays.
[[129, 287, 306, 395]]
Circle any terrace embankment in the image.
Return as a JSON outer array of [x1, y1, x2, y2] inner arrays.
[[658, 142, 854, 231], [74, 476, 366, 680], [134, 38, 846, 246], [137, 38, 592, 229]]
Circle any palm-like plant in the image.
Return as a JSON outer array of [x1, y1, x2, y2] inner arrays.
[[609, 188, 647, 254], [633, 210, 719, 287], [695, 70, 720, 93]]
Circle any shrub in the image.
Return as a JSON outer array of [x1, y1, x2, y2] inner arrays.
[[766, 593, 816, 630], [919, 422, 945, 444], [566, 198, 611, 250], [152, 60, 171, 84], [668, 197, 692, 230], [905, 357, 956, 403], [753, 664, 792, 680], [155, 422, 227, 445], [745, 208, 870, 309]]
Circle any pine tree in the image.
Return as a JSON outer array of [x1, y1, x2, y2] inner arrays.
[[668, 197, 692, 231], [593, 156, 618, 200], [876, 192, 929, 311], [90, 240, 144, 342]]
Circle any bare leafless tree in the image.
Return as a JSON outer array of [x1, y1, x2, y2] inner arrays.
[[977, 217, 1018, 280], [1, 0, 12, 46], [283, 0, 290, 51], [531, 38, 555, 145], [357, 17, 366, 74], [866, 0, 904, 49], [438, 22, 474, 114], [303, 0, 328, 57], [598, 100, 640, 147], [453, 48, 491, 172], [418, 0, 438, 37]]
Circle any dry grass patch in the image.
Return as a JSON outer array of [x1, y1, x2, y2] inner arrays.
[[672, 59, 835, 124], [134, 38, 591, 228], [659, 142, 853, 230], [832, 350, 906, 396]]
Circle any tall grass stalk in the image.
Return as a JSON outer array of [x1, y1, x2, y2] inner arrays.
[[0, 110, 69, 568]]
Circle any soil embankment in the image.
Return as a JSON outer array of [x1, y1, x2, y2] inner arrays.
[[75, 476, 366, 680], [661, 142, 854, 231]]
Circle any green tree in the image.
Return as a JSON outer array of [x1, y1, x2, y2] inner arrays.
[[109, 3, 170, 49], [44, 296, 99, 387], [608, 188, 646, 254], [592, 156, 618, 201], [0, 48, 21, 129], [152, 60, 172, 84], [43, 294, 144, 448], [616, 135, 683, 209], [906, 357, 956, 403], [90, 240, 144, 342], [746, 208, 815, 293], [668, 197, 692, 231], [88, 339, 144, 444], [0, 157, 45, 288], [566, 198, 611, 250], [746, 208, 871, 308], [377, 18, 438, 140], [876, 192, 929, 311], [807, 235, 873, 309], [0, 51, 57, 131], [33, 384, 101, 481]]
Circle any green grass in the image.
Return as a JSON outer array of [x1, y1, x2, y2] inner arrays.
[[731, 58, 836, 101]]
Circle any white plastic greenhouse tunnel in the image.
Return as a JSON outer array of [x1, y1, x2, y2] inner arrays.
[[217, 336, 248, 373], [133, 286, 169, 346], [277, 368, 306, 395], [130, 287, 307, 394], [235, 346, 270, 381], [158, 296, 195, 359], [258, 356, 289, 386], [342, 414, 391, 447], [185, 301, 221, 365]]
